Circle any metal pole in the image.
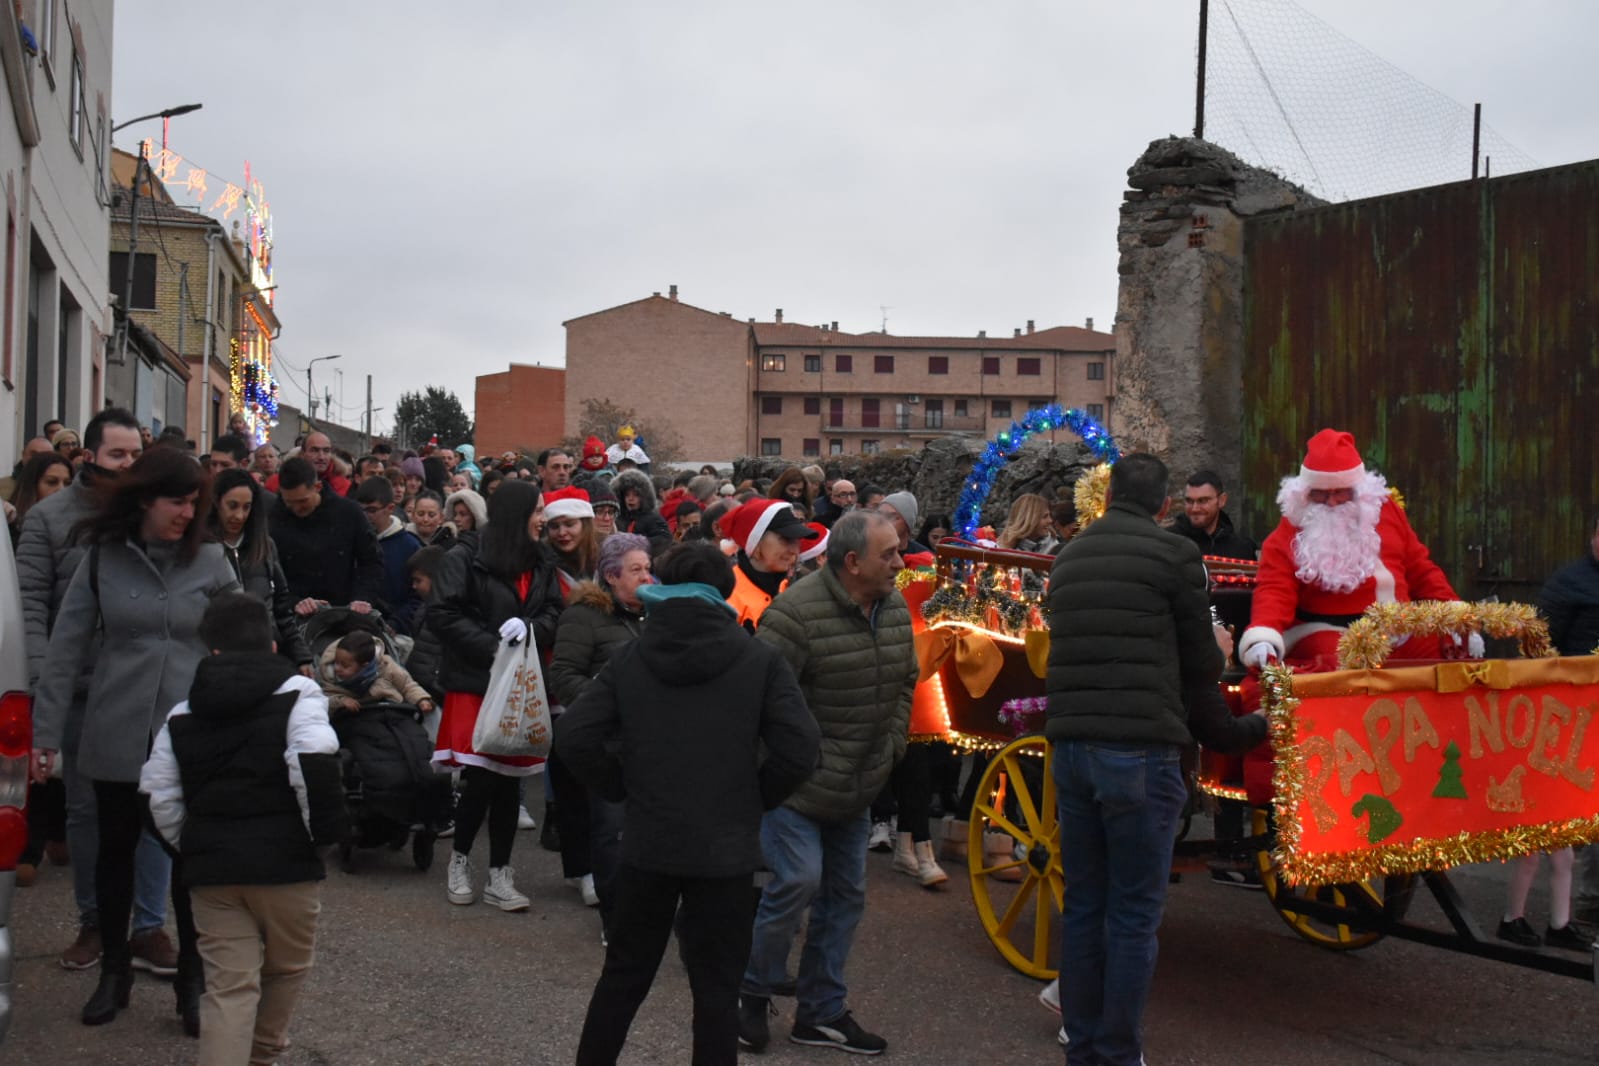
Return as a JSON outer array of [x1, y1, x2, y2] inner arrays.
[[177, 265, 191, 444], [1195, 0, 1209, 139], [307, 365, 316, 423], [1472, 102, 1481, 180], [364, 374, 373, 453], [116, 154, 142, 365]]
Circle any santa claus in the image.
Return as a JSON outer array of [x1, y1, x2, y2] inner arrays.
[[1239, 428, 1481, 669]]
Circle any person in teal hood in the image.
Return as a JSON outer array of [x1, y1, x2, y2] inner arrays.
[[454, 444, 482, 488]]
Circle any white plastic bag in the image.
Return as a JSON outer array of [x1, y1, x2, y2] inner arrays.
[[471, 634, 553, 757]]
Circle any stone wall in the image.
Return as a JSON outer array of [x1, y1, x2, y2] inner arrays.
[[1112, 137, 1321, 513], [734, 435, 1101, 529]]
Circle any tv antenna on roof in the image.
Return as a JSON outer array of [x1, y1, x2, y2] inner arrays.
[[880, 305, 891, 333]]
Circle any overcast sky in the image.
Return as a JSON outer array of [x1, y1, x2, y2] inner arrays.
[[112, 1, 1598, 435]]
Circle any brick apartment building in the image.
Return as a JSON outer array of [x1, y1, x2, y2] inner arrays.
[[474, 363, 566, 456], [564, 287, 1113, 462]]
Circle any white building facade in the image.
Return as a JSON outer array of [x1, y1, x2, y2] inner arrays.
[[0, 0, 114, 463]]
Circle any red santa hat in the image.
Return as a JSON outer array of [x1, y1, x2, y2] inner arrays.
[[579, 435, 607, 472], [726, 499, 811, 556], [542, 486, 594, 522], [1298, 429, 1366, 490], [798, 522, 829, 563]]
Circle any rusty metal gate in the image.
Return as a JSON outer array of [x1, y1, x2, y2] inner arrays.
[[1242, 160, 1599, 601]]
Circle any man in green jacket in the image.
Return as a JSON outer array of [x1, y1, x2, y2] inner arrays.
[[739, 510, 915, 1057], [1047, 453, 1265, 1066]]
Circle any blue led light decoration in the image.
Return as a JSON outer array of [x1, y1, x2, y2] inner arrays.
[[952, 405, 1119, 539]]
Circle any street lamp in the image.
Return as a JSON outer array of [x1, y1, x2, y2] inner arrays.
[[112, 103, 203, 365], [111, 102, 202, 135], [307, 354, 341, 424]]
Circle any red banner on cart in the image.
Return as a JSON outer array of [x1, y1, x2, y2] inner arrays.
[[1266, 657, 1599, 885]]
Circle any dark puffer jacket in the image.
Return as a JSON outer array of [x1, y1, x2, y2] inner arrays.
[[222, 538, 313, 667], [430, 541, 563, 695], [555, 598, 820, 877], [1046, 500, 1265, 754], [756, 566, 917, 823], [548, 580, 644, 707], [1169, 511, 1258, 561], [1538, 553, 1599, 656], [613, 471, 672, 555]]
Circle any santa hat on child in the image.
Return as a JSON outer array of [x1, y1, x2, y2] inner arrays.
[[1298, 429, 1366, 490], [580, 435, 608, 472], [798, 522, 829, 563], [726, 499, 811, 556], [543, 486, 594, 522]]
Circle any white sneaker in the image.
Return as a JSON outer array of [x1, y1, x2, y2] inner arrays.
[[446, 852, 476, 905], [517, 805, 537, 830], [579, 872, 599, 907], [484, 866, 530, 912], [1039, 978, 1060, 1014], [1058, 1026, 1068, 1047], [868, 820, 894, 852]]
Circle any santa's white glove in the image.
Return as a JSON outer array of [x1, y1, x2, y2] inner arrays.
[[1389, 633, 1411, 649], [1456, 631, 1486, 658], [1241, 643, 1277, 671], [498, 618, 528, 645]]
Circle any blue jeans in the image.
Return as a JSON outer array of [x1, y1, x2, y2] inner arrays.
[[1054, 740, 1186, 1066], [741, 806, 869, 1027], [63, 736, 168, 933]]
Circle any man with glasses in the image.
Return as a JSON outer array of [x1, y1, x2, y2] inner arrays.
[[264, 431, 351, 498], [1169, 469, 1256, 561], [817, 479, 856, 529]]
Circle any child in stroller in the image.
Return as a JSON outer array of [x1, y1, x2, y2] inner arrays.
[[304, 607, 449, 872]]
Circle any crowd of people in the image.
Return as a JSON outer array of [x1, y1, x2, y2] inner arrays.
[[10, 414, 1599, 1065]]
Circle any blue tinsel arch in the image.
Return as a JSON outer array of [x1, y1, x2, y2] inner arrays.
[[952, 405, 1120, 539]]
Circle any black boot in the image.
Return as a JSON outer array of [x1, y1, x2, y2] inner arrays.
[[175, 953, 203, 1038], [81, 959, 133, 1026]]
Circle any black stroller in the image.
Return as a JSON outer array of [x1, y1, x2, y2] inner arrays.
[[303, 607, 448, 873]]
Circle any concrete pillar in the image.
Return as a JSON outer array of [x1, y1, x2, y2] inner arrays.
[[1110, 137, 1321, 511]]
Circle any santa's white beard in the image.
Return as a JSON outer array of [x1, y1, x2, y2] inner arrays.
[[1278, 472, 1387, 594]]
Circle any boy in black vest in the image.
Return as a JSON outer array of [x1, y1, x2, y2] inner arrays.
[[140, 593, 346, 1062]]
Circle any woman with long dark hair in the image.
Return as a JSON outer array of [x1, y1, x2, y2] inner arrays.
[[8, 451, 74, 544], [429, 480, 562, 913], [768, 466, 812, 518], [31, 447, 240, 1032], [207, 468, 314, 672]]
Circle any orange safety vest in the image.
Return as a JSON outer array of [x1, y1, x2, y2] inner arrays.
[[729, 565, 787, 629]]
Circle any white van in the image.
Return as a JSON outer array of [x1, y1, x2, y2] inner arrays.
[[0, 526, 31, 1043]]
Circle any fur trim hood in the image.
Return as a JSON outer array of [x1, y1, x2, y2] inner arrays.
[[613, 470, 658, 514], [565, 578, 615, 613]]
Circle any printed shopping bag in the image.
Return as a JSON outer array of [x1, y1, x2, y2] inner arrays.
[[471, 634, 554, 757]]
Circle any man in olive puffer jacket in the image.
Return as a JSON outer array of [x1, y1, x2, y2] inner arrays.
[[1046, 453, 1265, 1066], [739, 509, 916, 1057]]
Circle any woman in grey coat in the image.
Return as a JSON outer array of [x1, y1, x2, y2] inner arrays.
[[31, 447, 240, 1032]]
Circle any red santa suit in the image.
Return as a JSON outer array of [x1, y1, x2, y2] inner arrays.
[[1239, 429, 1459, 669], [1238, 429, 1462, 803]]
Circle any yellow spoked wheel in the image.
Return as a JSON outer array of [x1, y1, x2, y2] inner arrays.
[[967, 735, 1063, 978], [1251, 808, 1413, 950]]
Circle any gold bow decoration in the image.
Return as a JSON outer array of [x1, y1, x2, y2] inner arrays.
[[1434, 659, 1512, 693], [915, 626, 1004, 698]]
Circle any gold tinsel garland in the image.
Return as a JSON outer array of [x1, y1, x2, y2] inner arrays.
[[1387, 485, 1407, 511], [1073, 463, 1112, 531], [897, 568, 935, 591], [1263, 658, 1599, 886], [1336, 600, 1554, 670]]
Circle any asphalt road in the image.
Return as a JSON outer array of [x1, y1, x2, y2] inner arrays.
[[6, 816, 1599, 1065]]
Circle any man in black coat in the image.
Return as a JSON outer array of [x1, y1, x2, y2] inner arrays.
[[1168, 468, 1257, 560], [1540, 514, 1599, 918], [1046, 454, 1266, 1066], [556, 542, 820, 1066], [268, 457, 384, 616]]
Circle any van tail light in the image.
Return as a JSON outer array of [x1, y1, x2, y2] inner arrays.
[[0, 690, 31, 870]]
